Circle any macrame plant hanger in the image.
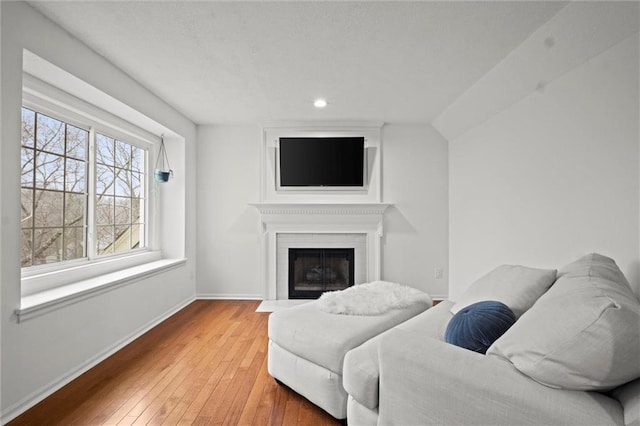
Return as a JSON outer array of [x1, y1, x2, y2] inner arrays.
[[154, 134, 173, 183]]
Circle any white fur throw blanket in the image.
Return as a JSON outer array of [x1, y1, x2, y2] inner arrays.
[[316, 281, 432, 315]]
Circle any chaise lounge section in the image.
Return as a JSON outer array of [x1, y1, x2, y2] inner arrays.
[[267, 282, 432, 419]]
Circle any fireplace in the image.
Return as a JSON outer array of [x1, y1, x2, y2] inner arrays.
[[289, 248, 355, 299], [251, 202, 390, 300]]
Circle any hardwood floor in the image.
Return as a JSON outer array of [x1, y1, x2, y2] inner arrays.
[[9, 300, 342, 426]]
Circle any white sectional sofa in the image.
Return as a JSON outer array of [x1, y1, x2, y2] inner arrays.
[[343, 253, 640, 425]]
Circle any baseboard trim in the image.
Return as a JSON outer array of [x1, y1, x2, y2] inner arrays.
[[430, 294, 448, 302], [194, 293, 448, 301], [0, 295, 196, 425], [196, 293, 263, 300]]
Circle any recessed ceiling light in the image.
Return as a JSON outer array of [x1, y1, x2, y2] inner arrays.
[[314, 99, 327, 108]]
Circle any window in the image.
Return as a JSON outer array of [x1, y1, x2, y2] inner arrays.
[[20, 107, 147, 269], [15, 59, 186, 318], [21, 108, 88, 266], [95, 133, 146, 256]]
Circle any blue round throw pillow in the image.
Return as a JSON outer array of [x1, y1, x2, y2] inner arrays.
[[445, 300, 516, 354]]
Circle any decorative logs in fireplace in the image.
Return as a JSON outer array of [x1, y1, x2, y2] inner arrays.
[[288, 248, 355, 299]]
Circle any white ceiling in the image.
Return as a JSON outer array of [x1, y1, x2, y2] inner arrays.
[[28, 1, 568, 126]]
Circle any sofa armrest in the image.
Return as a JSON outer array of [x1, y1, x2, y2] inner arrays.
[[377, 328, 625, 426], [343, 334, 382, 410]]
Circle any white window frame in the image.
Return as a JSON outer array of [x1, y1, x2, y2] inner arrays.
[[20, 73, 162, 297]]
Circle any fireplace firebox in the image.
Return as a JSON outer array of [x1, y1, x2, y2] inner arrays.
[[288, 248, 355, 299]]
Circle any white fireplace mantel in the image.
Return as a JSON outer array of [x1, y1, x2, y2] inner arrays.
[[251, 202, 391, 300], [251, 202, 390, 216]]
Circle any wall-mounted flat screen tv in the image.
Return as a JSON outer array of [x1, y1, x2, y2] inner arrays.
[[279, 137, 365, 187]]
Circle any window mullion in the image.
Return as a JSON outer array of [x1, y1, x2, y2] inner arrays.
[[87, 128, 97, 260], [30, 113, 38, 267], [62, 124, 68, 261]]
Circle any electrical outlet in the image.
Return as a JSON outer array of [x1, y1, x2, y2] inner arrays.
[[434, 267, 443, 279]]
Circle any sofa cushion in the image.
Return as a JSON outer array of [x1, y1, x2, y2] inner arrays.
[[445, 301, 515, 354], [451, 264, 557, 319], [487, 253, 640, 391], [268, 298, 429, 374]]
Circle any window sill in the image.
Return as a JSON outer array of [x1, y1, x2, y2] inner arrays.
[[16, 258, 187, 322]]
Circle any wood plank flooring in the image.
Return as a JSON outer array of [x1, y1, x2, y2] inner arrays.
[[8, 300, 342, 426]]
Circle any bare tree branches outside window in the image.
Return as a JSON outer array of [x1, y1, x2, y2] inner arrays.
[[95, 133, 145, 256], [20, 107, 146, 268]]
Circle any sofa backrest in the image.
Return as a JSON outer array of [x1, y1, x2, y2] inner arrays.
[[487, 253, 640, 391]]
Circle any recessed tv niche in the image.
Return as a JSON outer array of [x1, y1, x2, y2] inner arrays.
[[278, 137, 365, 188]]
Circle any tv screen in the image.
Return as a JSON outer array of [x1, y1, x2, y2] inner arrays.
[[279, 137, 365, 187]]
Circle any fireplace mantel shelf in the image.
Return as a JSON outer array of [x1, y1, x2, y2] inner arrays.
[[250, 202, 392, 216]]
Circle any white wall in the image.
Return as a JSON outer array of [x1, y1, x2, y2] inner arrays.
[[448, 34, 639, 299], [196, 125, 262, 299], [381, 124, 449, 298], [0, 3, 197, 420], [196, 124, 449, 299]]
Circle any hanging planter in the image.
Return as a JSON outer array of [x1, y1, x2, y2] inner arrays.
[[154, 134, 173, 183]]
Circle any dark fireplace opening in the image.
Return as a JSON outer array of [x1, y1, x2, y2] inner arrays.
[[288, 248, 355, 299]]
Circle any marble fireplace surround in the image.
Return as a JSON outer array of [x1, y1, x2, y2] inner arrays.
[[251, 203, 391, 300]]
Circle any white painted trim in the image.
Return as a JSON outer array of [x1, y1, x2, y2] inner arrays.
[[197, 292, 448, 302], [260, 121, 385, 130], [22, 72, 158, 147], [196, 293, 263, 300], [21, 251, 163, 296], [251, 203, 390, 216], [0, 295, 196, 424], [17, 258, 187, 322], [430, 294, 449, 302], [251, 203, 390, 300], [260, 124, 383, 203]]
